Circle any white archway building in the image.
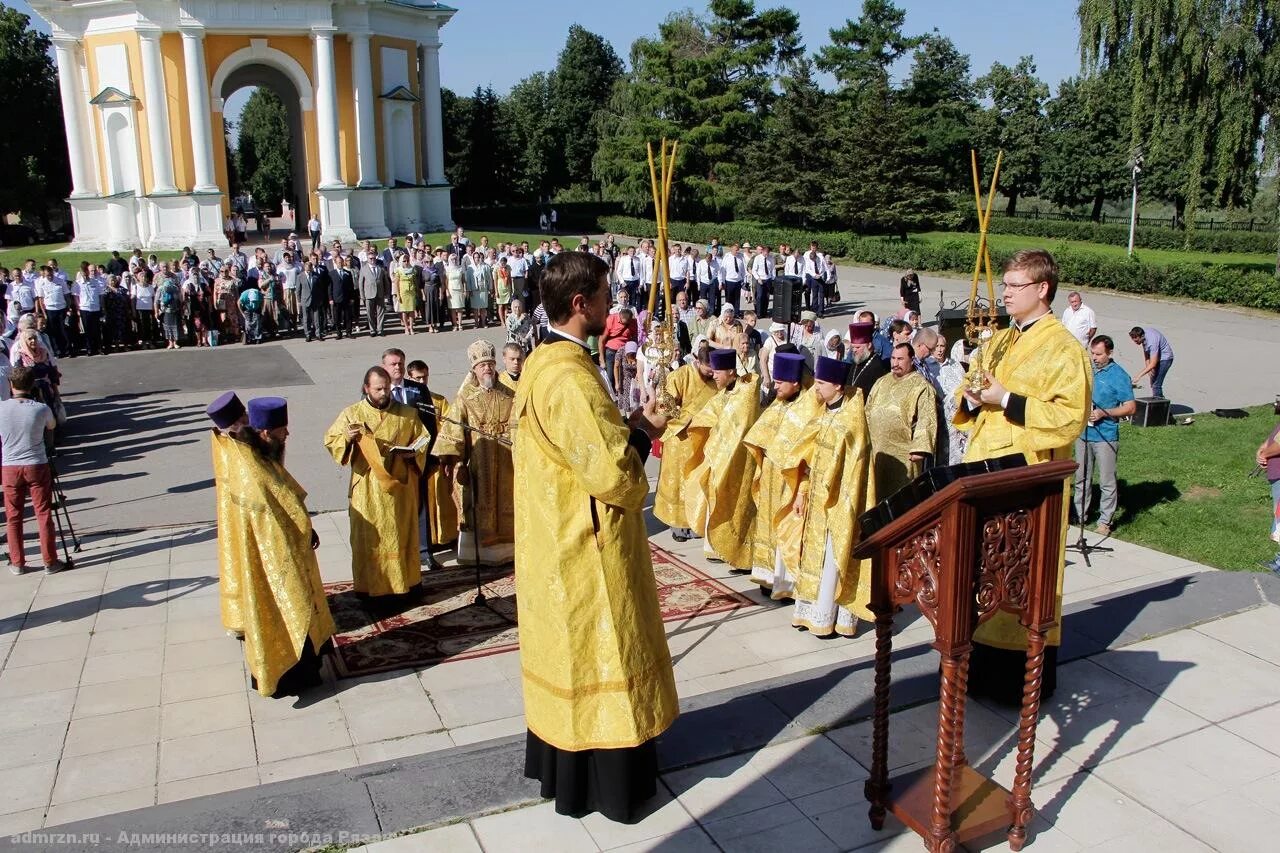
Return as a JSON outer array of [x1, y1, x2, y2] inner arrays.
[[31, 0, 456, 250]]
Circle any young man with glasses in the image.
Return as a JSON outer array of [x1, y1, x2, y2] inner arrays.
[[953, 248, 1092, 705]]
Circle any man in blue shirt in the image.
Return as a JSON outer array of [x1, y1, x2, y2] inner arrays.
[[1129, 325, 1174, 398], [1074, 335, 1137, 536]]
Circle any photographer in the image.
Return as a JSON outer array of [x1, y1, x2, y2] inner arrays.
[[1074, 335, 1136, 537]]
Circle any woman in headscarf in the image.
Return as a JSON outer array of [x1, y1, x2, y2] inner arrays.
[[822, 328, 844, 362], [936, 337, 969, 465]]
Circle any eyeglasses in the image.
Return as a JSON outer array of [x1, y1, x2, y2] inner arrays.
[[1001, 280, 1042, 291]]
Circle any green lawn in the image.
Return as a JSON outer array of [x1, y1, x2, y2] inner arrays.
[[914, 230, 1277, 272], [0, 230, 553, 271], [1109, 404, 1279, 570]]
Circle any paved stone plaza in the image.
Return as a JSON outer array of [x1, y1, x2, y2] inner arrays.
[[1, 248, 1278, 851]]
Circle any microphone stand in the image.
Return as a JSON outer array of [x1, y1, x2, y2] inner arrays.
[[1066, 423, 1116, 567]]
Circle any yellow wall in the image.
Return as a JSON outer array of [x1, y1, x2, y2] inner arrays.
[[82, 31, 149, 195], [160, 33, 193, 192], [370, 36, 424, 186]]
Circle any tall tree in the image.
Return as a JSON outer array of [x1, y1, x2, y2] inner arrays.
[[235, 88, 291, 207], [733, 59, 836, 226], [1078, 0, 1280, 230], [816, 0, 923, 94], [899, 35, 978, 193], [594, 0, 800, 216], [450, 86, 514, 206], [0, 5, 70, 230], [504, 72, 561, 202], [550, 25, 622, 194], [1039, 70, 1131, 221], [974, 57, 1049, 215]]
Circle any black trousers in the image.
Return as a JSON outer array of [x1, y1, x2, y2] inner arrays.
[[753, 277, 772, 318], [332, 301, 353, 337], [723, 281, 743, 313], [81, 310, 102, 354]]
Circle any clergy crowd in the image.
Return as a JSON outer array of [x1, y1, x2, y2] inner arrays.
[[207, 244, 1115, 824]]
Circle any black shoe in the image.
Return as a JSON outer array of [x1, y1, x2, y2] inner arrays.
[[672, 531, 689, 543], [305, 336, 314, 342]]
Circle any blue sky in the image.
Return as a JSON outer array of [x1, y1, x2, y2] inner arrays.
[[9, 1, 1084, 106]]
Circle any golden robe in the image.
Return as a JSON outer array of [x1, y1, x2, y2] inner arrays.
[[653, 364, 717, 529], [954, 314, 1091, 649], [423, 392, 459, 545], [499, 372, 519, 392], [216, 433, 335, 697], [433, 380, 516, 565], [743, 391, 821, 591], [512, 340, 678, 750], [323, 399, 429, 595], [211, 430, 246, 634], [794, 389, 876, 633], [866, 370, 938, 499], [684, 375, 762, 567]]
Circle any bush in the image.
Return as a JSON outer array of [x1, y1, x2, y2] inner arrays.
[[597, 216, 1280, 313], [982, 216, 1278, 255]]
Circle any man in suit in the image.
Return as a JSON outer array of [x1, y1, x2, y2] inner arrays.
[[359, 255, 390, 337], [298, 259, 326, 341], [328, 255, 356, 339], [382, 348, 443, 569]]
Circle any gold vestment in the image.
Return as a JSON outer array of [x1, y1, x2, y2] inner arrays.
[[652, 364, 717, 529], [433, 380, 516, 565], [323, 399, 428, 595], [954, 314, 1091, 649], [743, 390, 821, 578], [211, 430, 246, 634], [866, 370, 939, 498], [794, 389, 876, 629], [424, 392, 459, 545], [216, 434, 335, 697], [684, 375, 762, 567], [512, 340, 678, 750]]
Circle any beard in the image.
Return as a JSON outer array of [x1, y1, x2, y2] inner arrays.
[[367, 393, 391, 410], [479, 375, 496, 391], [585, 311, 607, 338], [238, 427, 286, 464]]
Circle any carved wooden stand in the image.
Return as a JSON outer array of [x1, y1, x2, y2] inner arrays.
[[854, 461, 1075, 853]]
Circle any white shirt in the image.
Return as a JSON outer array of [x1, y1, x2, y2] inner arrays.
[[784, 255, 800, 277], [308, 217, 321, 233], [639, 253, 655, 284], [132, 282, 155, 310], [75, 276, 106, 312], [36, 278, 67, 310], [10, 281, 36, 311], [617, 254, 639, 281], [1061, 304, 1097, 347], [672, 255, 693, 280], [508, 255, 529, 277], [803, 252, 824, 278], [695, 258, 714, 286], [722, 252, 745, 283]]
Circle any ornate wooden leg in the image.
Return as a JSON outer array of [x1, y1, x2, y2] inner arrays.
[[1007, 630, 1046, 851], [951, 649, 970, 775], [865, 611, 894, 830], [929, 653, 961, 853]]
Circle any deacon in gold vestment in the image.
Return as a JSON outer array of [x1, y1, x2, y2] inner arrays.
[[499, 342, 524, 392], [955, 249, 1091, 701], [513, 250, 676, 823], [434, 340, 516, 565], [323, 367, 430, 597], [866, 344, 939, 498], [206, 391, 249, 638], [652, 351, 717, 540], [742, 353, 819, 599], [684, 348, 761, 567], [792, 356, 876, 637], [406, 361, 459, 549], [220, 397, 335, 698]]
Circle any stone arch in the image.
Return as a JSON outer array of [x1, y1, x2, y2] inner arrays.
[[218, 63, 311, 226], [210, 40, 313, 112]]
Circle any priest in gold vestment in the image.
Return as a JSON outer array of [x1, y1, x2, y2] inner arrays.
[[323, 367, 430, 599], [206, 391, 249, 638], [652, 344, 716, 541], [406, 361, 458, 551], [792, 356, 876, 637], [955, 249, 1091, 702], [434, 340, 516, 565], [684, 348, 762, 567], [512, 251, 676, 822], [866, 343, 939, 498], [743, 353, 819, 599], [222, 397, 335, 698]]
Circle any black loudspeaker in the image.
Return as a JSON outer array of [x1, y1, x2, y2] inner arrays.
[[772, 278, 804, 324], [1133, 396, 1170, 427]]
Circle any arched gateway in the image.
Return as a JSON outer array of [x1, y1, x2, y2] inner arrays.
[[31, 0, 455, 250]]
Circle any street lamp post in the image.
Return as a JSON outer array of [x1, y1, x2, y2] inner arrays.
[[1127, 151, 1144, 257]]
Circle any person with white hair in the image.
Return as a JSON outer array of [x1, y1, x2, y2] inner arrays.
[[707, 304, 741, 346]]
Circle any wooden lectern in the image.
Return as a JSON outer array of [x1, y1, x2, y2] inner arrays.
[[852, 460, 1077, 853]]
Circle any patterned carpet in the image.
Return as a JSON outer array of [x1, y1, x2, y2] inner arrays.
[[325, 544, 757, 678]]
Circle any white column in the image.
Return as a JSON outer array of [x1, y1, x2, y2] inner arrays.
[[52, 37, 95, 197], [312, 27, 344, 189], [137, 28, 178, 194], [419, 41, 445, 184], [349, 31, 380, 187], [180, 26, 218, 192]]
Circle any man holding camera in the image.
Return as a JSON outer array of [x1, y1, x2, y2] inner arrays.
[[1, 366, 62, 575]]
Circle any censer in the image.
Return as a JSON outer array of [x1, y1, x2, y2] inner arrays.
[[644, 138, 681, 417]]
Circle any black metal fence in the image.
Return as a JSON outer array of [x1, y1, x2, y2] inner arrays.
[[999, 210, 1264, 231]]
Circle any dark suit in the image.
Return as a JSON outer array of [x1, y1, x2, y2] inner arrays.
[[395, 378, 442, 553], [298, 270, 325, 339], [328, 266, 356, 337]]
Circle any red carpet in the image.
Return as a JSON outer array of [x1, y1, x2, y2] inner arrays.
[[325, 543, 757, 679]]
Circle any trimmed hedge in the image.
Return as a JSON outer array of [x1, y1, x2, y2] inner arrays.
[[598, 215, 1280, 313], [982, 216, 1278, 255]]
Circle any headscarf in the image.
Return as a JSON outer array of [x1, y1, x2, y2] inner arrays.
[[16, 329, 50, 366]]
